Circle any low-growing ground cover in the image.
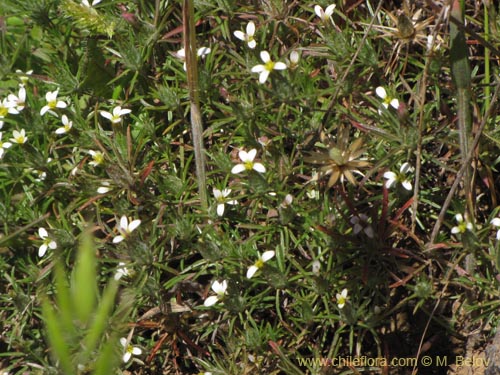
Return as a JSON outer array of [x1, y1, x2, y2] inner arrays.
[[1, 0, 500, 374]]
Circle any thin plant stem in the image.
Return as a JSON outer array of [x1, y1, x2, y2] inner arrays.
[[183, 0, 208, 211]]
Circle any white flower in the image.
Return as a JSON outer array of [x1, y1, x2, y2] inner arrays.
[[82, 0, 102, 7], [113, 215, 141, 243], [40, 89, 67, 116], [38, 227, 57, 257], [88, 150, 104, 166], [100, 106, 131, 124], [314, 4, 336, 22], [0, 97, 19, 118], [234, 21, 257, 49], [97, 181, 111, 194], [10, 129, 27, 144], [231, 149, 266, 174], [451, 213, 473, 235], [114, 262, 130, 280], [350, 214, 374, 238], [204, 280, 228, 307], [16, 69, 33, 85], [336, 288, 348, 309], [246, 250, 275, 279], [375, 86, 399, 110], [383, 162, 413, 191], [251, 51, 287, 84], [491, 218, 500, 240], [213, 188, 237, 216], [176, 47, 211, 71], [288, 50, 300, 69], [7, 86, 26, 111], [0, 132, 12, 158], [120, 337, 142, 363], [55, 115, 73, 134]]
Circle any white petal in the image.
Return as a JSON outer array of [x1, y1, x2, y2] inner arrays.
[[247, 21, 255, 36], [246, 149, 257, 161], [451, 226, 460, 234], [314, 5, 324, 18], [455, 214, 463, 223], [40, 106, 49, 116], [177, 48, 186, 58], [39, 227, 48, 239], [56, 101, 67, 109], [325, 4, 336, 16], [123, 351, 132, 363], [273, 62, 287, 70], [248, 40, 257, 49], [341, 288, 348, 298], [260, 51, 271, 63], [197, 47, 211, 56], [100, 111, 113, 120], [390, 98, 400, 109], [119, 108, 132, 116], [217, 203, 225, 216], [253, 163, 266, 173], [251, 64, 265, 73], [259, 70, 270, 83], [234, 30, 245, 41], [55, 127, 67, 134], [49, 241, 57, 250], [402, 180, 412, 191], [261, 250, 275, 262], [38, 244, 48, 257], [113, 235, 124, 243], [221, 188, 231, 197], [119, 216, 128, 230], [120, 337, 127, 347], [491, 218, 500, 227], [375, 86, 387, 99], [213, 188, 222, 199], [204, 295, 219, 306], [128, 219, 141, 232], [231, 164, 246, 174], [497, 230, 500, 240], [132, 347, 142, 355], [246, 265, 258, 279]]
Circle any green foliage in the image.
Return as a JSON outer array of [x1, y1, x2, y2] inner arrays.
[[41, 232, 126, 374]]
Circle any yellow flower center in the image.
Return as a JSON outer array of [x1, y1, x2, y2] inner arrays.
[[264, 61, 275, 71], [0, 107, 7, 117], [254, 259, 264, 269], [244, 161, 254, 170]]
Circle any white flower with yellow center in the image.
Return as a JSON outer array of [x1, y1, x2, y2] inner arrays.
[[491, 218, 500, 240], [11, 129, 27, 144], [55, 115, 73, 134], [204, 280, 228, 307], [88, 150, 104, 166], [234, 21, 257, 49], [451, 213, 473, 235], [314, 4, 336, 23], [231, 149, 266, 174], [251, 51, 287, 84], [82, 0, 101, 7], [375, 86, 399, 110], [0, 98, 18, 119], [383, 162, 413, 191], [213, 188, 237, 216], [7, 86, 26, 111], [100, 106, 131, 124], [246, 250, 275, 279], [336, 288, 348, 309], [40, 89, 67, 116], [38, 227, 57, 257], [113, 215, 141, 243], [119, 337, 142, 363], [176, 47, 211, 71]]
